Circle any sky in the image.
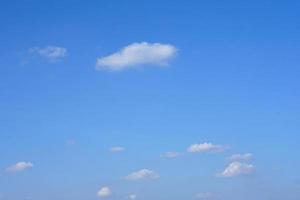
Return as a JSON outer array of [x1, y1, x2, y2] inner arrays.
[[0, 0, 300, 200]]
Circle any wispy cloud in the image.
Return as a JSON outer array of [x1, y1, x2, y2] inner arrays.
[[187, 142, 226, 153], [6, 162, 33, 172], [96, 42, 177, 71], [126, 169, 159, 181], [228, 153, 253, 161], [161, 151, 181, 158], [218, 161, 254, 177], [29, 46, 67, 61], [109, 146, 125, 153], [97, 186, 112, 198]]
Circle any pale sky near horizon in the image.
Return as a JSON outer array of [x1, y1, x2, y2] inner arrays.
[[1, 1, 300, 200]]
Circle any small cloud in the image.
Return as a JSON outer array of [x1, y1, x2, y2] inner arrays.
[[96, 42, 177, 71], [218, 161, 254, 177], [187, 142, 226, 153], [228, 153, 253, 161], [196, 192, 218, 200], [29, 46, 67, 61], [109, 146, 125, 153], [129, 194, 137, 200], [97, 186, 112, 198], [6, 162, 33, 172], [161, 151, 181, 158], [126, 169, 159, 181]]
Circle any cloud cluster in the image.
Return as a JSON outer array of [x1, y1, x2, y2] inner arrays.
[[126, 169, 159, 181], [28, 42, 177, 71], [6, 162, 33, 172], [187, 142, 225, 153], [96, 42, 177, 71], [12, 38, 267, 199], [30, 46, 67, 60]]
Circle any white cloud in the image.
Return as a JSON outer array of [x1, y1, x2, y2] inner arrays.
[[218, 162, 254, 177], [109, 146, 125, 153], [161, 151, 181, 158], [126, 169, 159, 181], [96, 42, 177, 71], [187, 142, 226, 153], [6, 162, 33, 172], [228, 153, 253, 161], [97, 186, 112, 198], [30, 46, 67, 60], [129, 194, 137, 200]]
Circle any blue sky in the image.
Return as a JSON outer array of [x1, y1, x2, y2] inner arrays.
[[1, 0, 300, 200]]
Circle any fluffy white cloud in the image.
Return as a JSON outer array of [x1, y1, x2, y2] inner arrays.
[[126, 169, 159, 181], [187, 142, 225, 153], [229, 153, 253, 161], [6, 162, 33, 172], [109, 146, 125, 153], [97, 186, 112, 198], [30, 46, 67, 60], [129, 194, 137, 200], [219, 162, 254, 177], [161, 151, 181, 158], [96, 42, 177, 71]]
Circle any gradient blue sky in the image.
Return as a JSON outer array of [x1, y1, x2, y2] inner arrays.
[[1, 0, 300, 200]]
